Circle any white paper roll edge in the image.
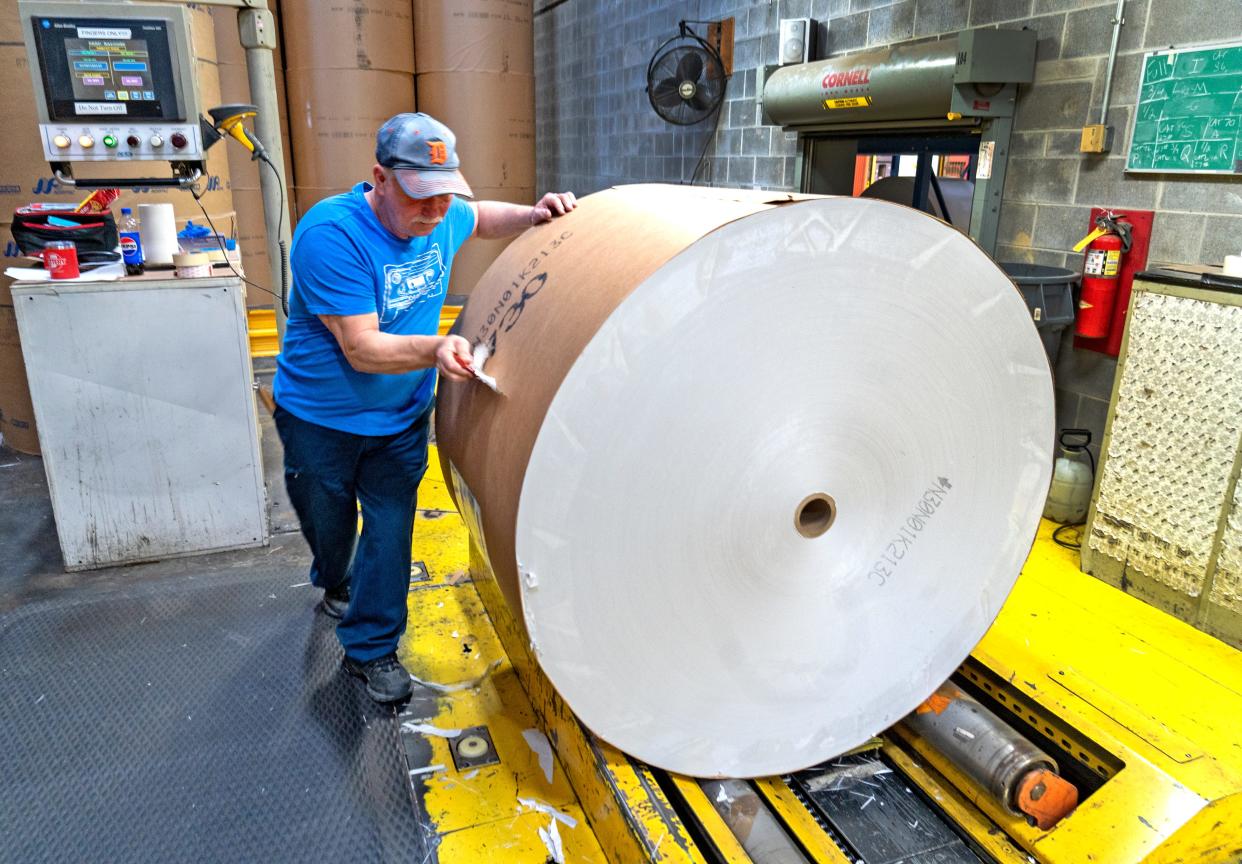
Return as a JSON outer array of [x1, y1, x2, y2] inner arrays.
[[514, 196, 1055, 778], [1224, 254, 1242, 278], [138, 202, 178, 266]]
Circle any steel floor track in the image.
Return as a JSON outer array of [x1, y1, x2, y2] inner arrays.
[[0, 562, 433, 864]]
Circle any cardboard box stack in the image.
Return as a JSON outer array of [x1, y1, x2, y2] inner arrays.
[[0, 269, 39, 454], [213, 2, 296, 308], [282, 0, 416, 217], [414, 0, 535, 296], [1, 5, 234, 256]]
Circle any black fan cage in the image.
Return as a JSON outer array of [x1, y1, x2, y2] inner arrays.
[[646, 30, 727, 126]]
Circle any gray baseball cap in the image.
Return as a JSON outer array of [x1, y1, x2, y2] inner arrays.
[[375, 112, 473, 200]]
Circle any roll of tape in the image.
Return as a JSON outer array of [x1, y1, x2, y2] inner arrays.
[[173, 252, 211, 279], [137, 203, 177, 266], [437, 185, 1055, 778]]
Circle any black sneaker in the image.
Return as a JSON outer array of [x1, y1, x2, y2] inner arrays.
[[321, 582, 350, 619], [342, 653, 413, 703]]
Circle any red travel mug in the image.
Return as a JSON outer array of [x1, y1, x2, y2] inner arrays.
[[45, 241, 80, 279]]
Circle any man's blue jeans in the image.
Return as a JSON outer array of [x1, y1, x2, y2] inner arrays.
[[274, 405, 429, 662]]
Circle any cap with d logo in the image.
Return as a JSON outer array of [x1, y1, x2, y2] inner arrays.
[[375, 112, 474, 200]]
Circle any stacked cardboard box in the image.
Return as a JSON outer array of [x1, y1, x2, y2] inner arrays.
[[214, 2, 295, 308], [0, 269, 39, 454], [414, 0, 535, 295], [282, 0, 416, 217], [0, 5, 234, 255]]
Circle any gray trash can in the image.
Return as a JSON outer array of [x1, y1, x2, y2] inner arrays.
[[999, 263, 1078, 367]]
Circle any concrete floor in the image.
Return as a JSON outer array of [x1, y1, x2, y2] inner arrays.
[[0, 360, 448, 863], [0, 360, 308, 613]]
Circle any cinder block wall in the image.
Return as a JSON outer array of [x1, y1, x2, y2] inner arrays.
[[533, 0, 1242, 458]]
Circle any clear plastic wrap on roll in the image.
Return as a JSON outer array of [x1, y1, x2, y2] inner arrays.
[[436, 184, 1053, 778]]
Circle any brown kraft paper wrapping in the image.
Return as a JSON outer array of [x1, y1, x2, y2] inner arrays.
[[413, 0, 533, 75], [285, 68, 415, 192], [434, 183, 1055, 777], [282, 0, 415, 73]]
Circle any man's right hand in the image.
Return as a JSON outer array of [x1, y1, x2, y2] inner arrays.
[[435, 335, 475, 382]]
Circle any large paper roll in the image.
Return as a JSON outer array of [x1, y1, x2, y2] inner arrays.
[[436, 184, 1054, 778]]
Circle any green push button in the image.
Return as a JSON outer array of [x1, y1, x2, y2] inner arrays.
[[102, 134, 118, 148]]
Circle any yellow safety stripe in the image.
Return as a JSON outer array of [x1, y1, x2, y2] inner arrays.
[[752, 778, 854, 864], [667, 775, 753, 864]]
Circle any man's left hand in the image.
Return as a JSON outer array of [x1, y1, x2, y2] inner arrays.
[[531, 191, 577, 224]]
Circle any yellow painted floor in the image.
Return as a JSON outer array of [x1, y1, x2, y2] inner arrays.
[[395, 448, 608, 862]]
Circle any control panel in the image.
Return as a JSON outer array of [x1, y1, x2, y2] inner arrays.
[[20, 0, 201, 164], [41, 123, 202, 161]]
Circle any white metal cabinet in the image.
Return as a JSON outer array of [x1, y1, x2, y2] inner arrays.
[[13, 276, 268, 570]]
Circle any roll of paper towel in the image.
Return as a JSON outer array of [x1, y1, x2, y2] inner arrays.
[[436, 184, 1055, 778], [138, 202, 178, 266]]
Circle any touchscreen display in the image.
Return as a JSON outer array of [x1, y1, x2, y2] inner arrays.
[[66, 35, 156, 104], [33, 17, 183, 121]]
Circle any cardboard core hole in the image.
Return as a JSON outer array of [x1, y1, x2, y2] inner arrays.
[[795, 494, 836, 538]]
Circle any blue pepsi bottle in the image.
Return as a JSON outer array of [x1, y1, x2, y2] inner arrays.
[[118, 207, 144, 275]]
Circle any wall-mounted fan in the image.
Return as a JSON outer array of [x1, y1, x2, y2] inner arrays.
[[646, 22, 727, 126]]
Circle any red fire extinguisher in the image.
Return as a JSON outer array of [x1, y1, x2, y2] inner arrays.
[[1074, 212, 1132, 339]]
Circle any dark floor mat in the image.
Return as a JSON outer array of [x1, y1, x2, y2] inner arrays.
[[0, 448, 62, 598], [0, 565, 434, 864]]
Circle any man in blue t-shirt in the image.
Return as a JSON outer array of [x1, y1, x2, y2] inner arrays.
[[273, 113, 575, 703]]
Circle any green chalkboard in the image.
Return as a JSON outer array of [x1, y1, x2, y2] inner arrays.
[[1126, 42, 1242, 174]]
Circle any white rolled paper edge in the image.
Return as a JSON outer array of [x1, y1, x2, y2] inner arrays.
[[512, 196, 1055, 778]]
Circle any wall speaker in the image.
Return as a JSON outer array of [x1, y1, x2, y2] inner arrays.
[[778, 18, 814, 65]]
